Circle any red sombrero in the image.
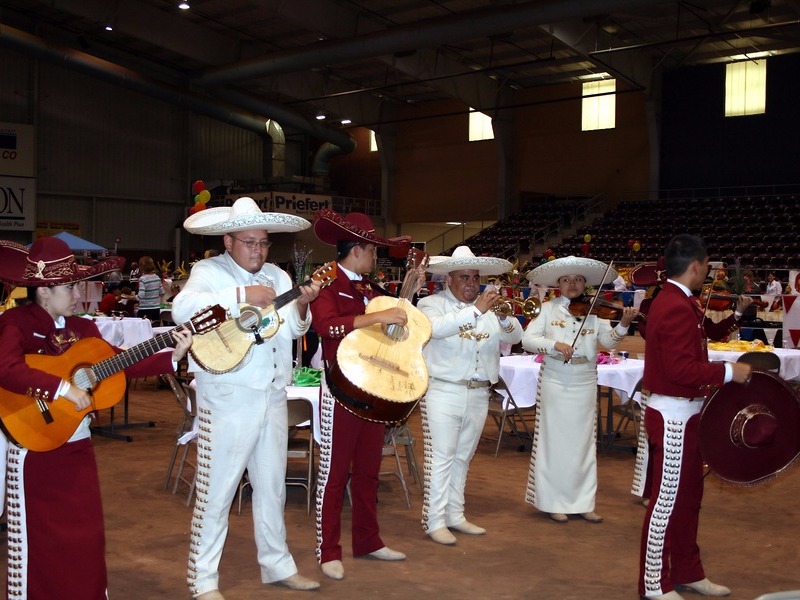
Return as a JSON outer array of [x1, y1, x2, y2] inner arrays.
[[629, 258, 667, 287], [699, 371, 800, 485], [313, 209, 411, 247], [0, 237, 126, 287]]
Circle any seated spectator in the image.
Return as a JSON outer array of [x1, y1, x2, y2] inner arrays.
[[98, 287, 122, 314], [166, 283, 181, 303]]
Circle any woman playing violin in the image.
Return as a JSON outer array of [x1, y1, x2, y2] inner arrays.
[[521, 256, 638, 524]]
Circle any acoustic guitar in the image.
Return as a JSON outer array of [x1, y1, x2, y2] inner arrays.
[[190, 262, 337, 374], [0, 305, 226, 452], [328, 248, 431, 425]]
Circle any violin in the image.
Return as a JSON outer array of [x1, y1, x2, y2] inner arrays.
[[568, 295, 638, 320]]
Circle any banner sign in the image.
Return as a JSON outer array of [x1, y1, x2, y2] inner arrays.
[[782, 294, 800, 349], [0, 122, 35, 177], [0, 176, 36, 231], [219, 192, 332, 218]]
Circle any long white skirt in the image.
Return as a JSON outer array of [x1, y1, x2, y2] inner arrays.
[[525, 357, 598, 513]]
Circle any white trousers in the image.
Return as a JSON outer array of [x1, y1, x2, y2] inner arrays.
[[421, 379, 490, 532], [187, 382, 297, 597]]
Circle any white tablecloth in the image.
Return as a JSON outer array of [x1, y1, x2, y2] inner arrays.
[[285, 385, 321, 442], [707, 348, 800, 381], [498, 355, 645, 408], [88, 316, 153, 348]]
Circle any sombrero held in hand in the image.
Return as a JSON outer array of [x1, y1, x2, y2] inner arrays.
[[699, 370, 800, 486]]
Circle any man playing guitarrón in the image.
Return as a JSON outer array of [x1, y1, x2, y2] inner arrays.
[[310, 209, 421, 581]]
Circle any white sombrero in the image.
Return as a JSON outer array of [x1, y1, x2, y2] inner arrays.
[[526, 255, 616, 287], [183, 196, 310, 235], [426, 246, 511, 277]]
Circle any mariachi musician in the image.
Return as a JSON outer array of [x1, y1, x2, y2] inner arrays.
[[638, 234, 752, 600], [309, 209, 423, 581]]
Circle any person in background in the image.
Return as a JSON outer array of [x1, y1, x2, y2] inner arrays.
[[639, 234, 752, 600], [135, 256, 164, 320], [128, 261, 139, 284], [166, 282, 181, 303], [522, 256, 638, 524], [0, 237, 192, 600], [98, 286, 122, 314], [418, 246, 522, 545], [766, 272, 783, 296], [172, 197, 321, 599], [310, 208, 418, 581]]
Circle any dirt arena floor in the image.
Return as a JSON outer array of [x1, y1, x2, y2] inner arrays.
[[3, 334, 799, 599]]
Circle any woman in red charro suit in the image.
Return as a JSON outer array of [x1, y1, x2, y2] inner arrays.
[[639, 234, 752, 600], [310, 209, 420, 581], [0, 237, 191, 600]]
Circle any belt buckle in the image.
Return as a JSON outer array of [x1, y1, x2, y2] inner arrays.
[[467, 379, 481, 388]]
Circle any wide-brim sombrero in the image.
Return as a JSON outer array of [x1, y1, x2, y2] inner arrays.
[[183, 196, 310, 235], [526, 255, 616, 287], [0, 237, 125, 287], [699, 371, 800, 486], [629, 258, 667, 287], [313, 209, 411, 247], [426, 246, 511, 276]]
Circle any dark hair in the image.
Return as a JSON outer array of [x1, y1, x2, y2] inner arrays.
[[664, 234, 707, 278], [336, 240, 366, 261]]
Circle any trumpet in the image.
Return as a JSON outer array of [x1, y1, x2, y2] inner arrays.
[[491, 296, 542, 320]]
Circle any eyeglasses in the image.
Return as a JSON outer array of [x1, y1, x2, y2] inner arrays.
[[230, 235, 272, 250]]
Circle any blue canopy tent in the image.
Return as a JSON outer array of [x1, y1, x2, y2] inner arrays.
[[51, 231, 107, 252]]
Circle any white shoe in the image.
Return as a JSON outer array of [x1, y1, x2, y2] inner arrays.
[[678, 578, 731, 596], [448, 520, 486, 535], [321, 560, 344, 580], [195, 591, 226, 600], [428, 527, 457, 545], [368, 546, 406, 561], [277, 573, 321, 591]]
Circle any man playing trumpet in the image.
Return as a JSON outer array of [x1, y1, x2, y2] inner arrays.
[[417, 246, 523, 545]]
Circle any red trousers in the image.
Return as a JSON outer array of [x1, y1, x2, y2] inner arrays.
[[639, 399, 705, 597], [316, 386, 385, 564]]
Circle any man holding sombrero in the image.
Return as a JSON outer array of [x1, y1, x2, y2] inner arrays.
[[0, 236, 193, 600], [417, 246, 522, 545], [310, 209, 419, 580], [172, 197, 321, 598], [638, 234, 752, 600]]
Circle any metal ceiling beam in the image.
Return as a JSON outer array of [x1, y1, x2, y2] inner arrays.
[[200, 0, 672, 86], [0, 23, 355, 151]]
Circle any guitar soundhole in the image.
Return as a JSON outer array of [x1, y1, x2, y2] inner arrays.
[[72, 367, 98, 391], [383, 323, 409, 342], [237, 306, 262, 332]]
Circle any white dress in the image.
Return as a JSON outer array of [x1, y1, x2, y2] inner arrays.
[[522, 296, 627, 513]]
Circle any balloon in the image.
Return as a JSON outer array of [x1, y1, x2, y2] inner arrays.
[[195, 201, 206, 211], [198, 189, 211, 203], [633, 242, 641, 253], [627, 239, 634, 249], [547, 255, 555, 261], [584, 234, 592, 243], [192, 180, 206, 194], [194, 194, 201, 204], [188, 205, 200, 216], [581, 242, 590, 255]]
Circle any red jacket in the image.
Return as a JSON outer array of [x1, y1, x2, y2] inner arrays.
[[310, 264, 388, 363], [643, 281, 739, 398], [0, 302, 174, 399]]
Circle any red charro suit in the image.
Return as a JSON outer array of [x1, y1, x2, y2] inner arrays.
[[310, 265, 390, 563], [639, 281, 740, 597]]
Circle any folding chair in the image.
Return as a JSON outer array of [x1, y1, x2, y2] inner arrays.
[[286, 396, 316, 515], [161, 374, 197, 506], [379, 424, 420, 509], [606, 378, 644, 451], [487, 375, 535, 456]]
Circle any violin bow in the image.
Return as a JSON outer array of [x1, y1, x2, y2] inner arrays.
[[565, 259, 615, 363]]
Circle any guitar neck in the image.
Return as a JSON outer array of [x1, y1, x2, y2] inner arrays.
[[91, 330, 175, 382], [273, 282, 309, 311]]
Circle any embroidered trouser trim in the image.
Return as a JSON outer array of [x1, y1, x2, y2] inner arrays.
[[639, 395, 705, 597]]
